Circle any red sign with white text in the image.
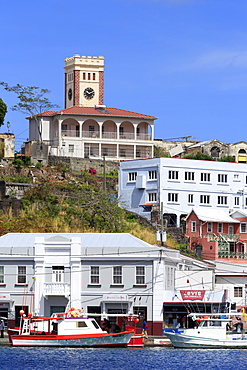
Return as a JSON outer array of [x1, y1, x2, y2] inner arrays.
[[180, 290, 205, 301]]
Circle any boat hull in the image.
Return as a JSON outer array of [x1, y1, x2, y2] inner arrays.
[[127, 334, 144, 347], [11, 331, 133, 347], [165, 332, 247, 349]]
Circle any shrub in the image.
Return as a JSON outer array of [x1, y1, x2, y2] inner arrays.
[[35, 162, 43, 169], [219, 155, 235, 162], [182, 151, 213, 161], [12, 158, 24, 168]]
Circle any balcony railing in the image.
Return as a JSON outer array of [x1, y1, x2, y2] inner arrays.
[[119, 133, 135, 140], [61, 130, 79, 137], [137, 133, 152, 141], [202, 233, 240, 242], [60, 130, 152, 141], [44, 283, 70, 296], [102, 132, 117, 139], [218, 251, 247, 259], [82, 131, 100, 138]]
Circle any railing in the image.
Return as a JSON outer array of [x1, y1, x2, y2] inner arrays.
[[218, 251, 247, 259], [202, 233, 240, 242], [102, 132, 117, 139], [61, 130, 79, 137], [60, 131, 152, 141], [137, 133, 152, 141], [44, 283, 70, 296], [82, 131, 100, 138], [119, 133, 135, 140]]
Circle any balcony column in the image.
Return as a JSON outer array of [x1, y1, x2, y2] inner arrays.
[[77, 119, 84, 158], [151, 124, 154, 141], [98, 121, 104, 139], [134, 123, 137, 141], [58, 116, 63, 155], [77, 119, 84, 138], [116, 123, 120, 140]]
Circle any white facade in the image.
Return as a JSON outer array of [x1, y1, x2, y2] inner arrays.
[[0, 232, 181, 335], [214, 261, 247, 309], [28, 108, 155, 161], [119, 157, 247, 226]]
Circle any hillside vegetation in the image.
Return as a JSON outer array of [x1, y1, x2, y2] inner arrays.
[[0, 165, 185, 250]]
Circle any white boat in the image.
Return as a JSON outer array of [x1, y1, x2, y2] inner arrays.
[[164, 313, 247, 348], [9, 312, 133, 347]]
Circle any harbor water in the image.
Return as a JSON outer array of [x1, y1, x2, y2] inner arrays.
[[1, 347, 247, 370]]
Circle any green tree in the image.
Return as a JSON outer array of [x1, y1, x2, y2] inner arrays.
[[0, 83, 59, 140], [182, 151, 213, 161], [0, 98, 7, 127], [219, 155, 235, 162]]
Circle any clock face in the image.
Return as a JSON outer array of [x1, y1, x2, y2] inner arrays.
[[68, 88, 73, 101], [84, 87, 95, 100]]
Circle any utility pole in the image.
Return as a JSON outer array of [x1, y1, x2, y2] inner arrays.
[[161, 202, 164, 246], [103, 156, 106, 192]]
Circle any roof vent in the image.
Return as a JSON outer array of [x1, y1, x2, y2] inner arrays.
[[95, 105, 109, 113], [95, 105, 106, 109]]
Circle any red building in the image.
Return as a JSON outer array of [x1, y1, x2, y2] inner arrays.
[[185, 208, 247, 262]]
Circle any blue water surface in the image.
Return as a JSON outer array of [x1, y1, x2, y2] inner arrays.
[[0, 347, 246, 370]]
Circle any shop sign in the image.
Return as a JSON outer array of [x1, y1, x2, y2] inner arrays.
[[180, 290, 205, 301], [0, 294, 10, 301], [103, 294, 128, 302]]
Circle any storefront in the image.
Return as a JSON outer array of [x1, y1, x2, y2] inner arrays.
[[0, 294, 14, 327], [163, 289, 227, 330]]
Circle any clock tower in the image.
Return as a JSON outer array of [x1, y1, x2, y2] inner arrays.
[[64, 55, 105, 108]]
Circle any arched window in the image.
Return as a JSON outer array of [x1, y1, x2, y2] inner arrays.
[[238, 149, 247, 163], [210, 146, 220, 158], [238, 149, 246, 154]]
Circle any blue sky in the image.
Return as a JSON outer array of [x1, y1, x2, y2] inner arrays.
[[1, 0, 247, 150]]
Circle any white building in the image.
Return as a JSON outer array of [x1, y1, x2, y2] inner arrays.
[[163, 256, 227, 330], [26, 55, 156, 162], [0, 232, 180, 335], [119, 157, 247, 227], [214, 260, 247, 310]]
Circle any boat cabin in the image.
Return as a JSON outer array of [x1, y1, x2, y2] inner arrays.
[[22, 316, 103, 336]]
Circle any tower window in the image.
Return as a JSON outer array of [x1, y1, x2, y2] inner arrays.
[[93, 73, 96, 81], [83, 72, 86, 80], [88, 73, 91, 80]]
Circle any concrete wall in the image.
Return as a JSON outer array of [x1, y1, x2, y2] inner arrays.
[[48, 155, 119, 173]]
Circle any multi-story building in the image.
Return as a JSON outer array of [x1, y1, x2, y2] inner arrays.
[[119, 157, 247, 227], [0, 232, 180, 335], [185, 208, 247, 261], [25, 55, 156, 163]]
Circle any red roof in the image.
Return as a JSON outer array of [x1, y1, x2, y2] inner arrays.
[[28, 106, 157, 119]]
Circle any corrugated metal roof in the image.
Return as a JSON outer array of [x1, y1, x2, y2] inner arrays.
[[0, 233, 153, 250], [186, 208, 239, 223]]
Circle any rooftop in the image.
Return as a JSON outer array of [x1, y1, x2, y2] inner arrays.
[[27, 106, 157, 120]]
